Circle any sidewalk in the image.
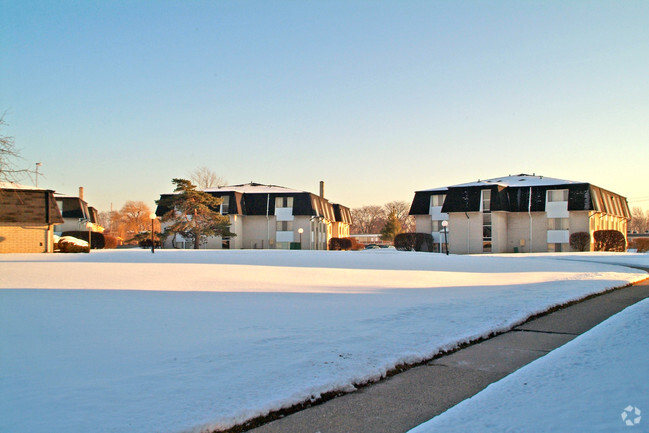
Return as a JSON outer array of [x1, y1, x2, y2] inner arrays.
[[247, 273, 649, 433]]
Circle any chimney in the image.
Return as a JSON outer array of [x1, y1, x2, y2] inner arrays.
[[79, 187, 84, 201], [319, 181, 325, 198]]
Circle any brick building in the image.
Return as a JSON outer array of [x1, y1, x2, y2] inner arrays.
[[0, 182, 64, 253]]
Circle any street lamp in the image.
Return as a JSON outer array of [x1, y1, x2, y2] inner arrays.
[[85, 220, 93, 252], [298, 227, 304, 247], [35, 162, 42, 187], [441, 220, 449, 255], [149, 213, 157, 253]]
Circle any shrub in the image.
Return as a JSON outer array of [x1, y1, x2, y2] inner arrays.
[[61, 231, 105, 249], [103, 235, 119, 249], [569, 232, 590, 252], [593, 230, 626, 252], [347, 237, 365, 251], [628, 238, 649, 253], [138, 238, 162, 249], [329, 237, 353, 251], [394, 233, 434, 252]]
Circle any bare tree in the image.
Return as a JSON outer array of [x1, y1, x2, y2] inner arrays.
[[120, 201, 154, 236], [629, 207, 649, 233], [98, 204, 161, 243], [351, 205, 386, 234], [383, 200, 415, 232], [0, 115, 27, 184], [188, 166, 227, 190]]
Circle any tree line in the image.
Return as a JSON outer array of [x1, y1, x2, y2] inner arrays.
[[629, 207, 649, 233], [350, 201, 415, 241]]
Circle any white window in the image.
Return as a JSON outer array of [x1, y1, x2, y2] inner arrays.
[[481, 189, 491, 212], [432, 220, 446, 232], [276, 221, 293, 231], [275, 196, 294, 208], [431, 194, 446, 207], [548, 189, 569, 202], [548, 218, 569, 230], [482, 190, 491, 252], [220, 196, 229, 214], [548, 243, 568, 252]]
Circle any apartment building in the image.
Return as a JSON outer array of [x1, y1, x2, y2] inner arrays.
[[156, 181, 352, 250], [409, 174, 630, 254]]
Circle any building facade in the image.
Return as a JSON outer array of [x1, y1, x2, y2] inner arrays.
[[0, 182, 64, 253], [54, 190, 104, 235], [156, 182, 352, 250], [409, 174, 630, 254]]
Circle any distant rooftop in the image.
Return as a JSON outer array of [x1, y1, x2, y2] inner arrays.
[[0, 181, 46, 191], [418, 174, 586, 192], [203, 182, 306, 194]]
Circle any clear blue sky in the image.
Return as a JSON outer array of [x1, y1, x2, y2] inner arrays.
[[2, 1, 648, 213]]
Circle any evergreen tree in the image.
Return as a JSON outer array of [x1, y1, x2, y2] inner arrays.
[[380, 211, 402, 242], [156, 178, 234, 249]]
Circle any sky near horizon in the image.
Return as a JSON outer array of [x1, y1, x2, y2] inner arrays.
[[1, 1, 648, 213]]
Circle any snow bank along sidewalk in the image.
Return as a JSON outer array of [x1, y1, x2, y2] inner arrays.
[[0, 250, 647, 433], [408, 296, 649, 433]]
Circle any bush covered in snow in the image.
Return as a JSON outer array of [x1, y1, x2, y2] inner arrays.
[[62, 231, 105, 249], [57, 236, 90, 253], [593, 230, 626, 252]]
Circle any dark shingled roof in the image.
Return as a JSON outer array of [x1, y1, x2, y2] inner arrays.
[[156, 183, 352, 222], [0, 187, 64, 225], [409, 174, 630, 218]]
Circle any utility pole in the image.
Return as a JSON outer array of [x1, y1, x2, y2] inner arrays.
[[35, 162, 42, 187]]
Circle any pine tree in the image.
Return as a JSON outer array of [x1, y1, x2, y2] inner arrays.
[[380, 211, 402, 242], [156, 178, 234, 249]]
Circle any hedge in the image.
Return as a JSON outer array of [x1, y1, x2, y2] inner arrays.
[[593, 230, 626, 252], [569, 232, 590, 252], [138, 238, 163, 249], [329, 237, 352, 251], [348, 237, 365, 251], [61, 231, 105, 249], [394, 233, 434, 252], [628, 238, 649, 253], [103, 235, 119, 249]]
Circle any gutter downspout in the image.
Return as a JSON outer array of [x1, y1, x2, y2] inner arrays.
[[465, 212, 470, 253], [266, 193, 270, 249], [45, 191, 51, 253], [528, 187, 533, 253]]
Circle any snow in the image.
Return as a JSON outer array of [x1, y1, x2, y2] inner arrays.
[[57, 235, 89, 247], [451, 173, 584, 188], [416, 173, 585, 192], [408, 296, 649, 433], [0, 181, 46, 191], [0, 250, 647, 433], [202, 183, 304, 194]]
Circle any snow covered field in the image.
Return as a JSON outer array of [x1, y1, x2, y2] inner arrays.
[[0, 250, 647, 433]]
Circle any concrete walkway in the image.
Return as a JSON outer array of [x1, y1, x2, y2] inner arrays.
[[247, 273, 649, 433]]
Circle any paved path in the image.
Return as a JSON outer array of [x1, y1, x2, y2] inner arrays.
[[247, 273, 649, 433]]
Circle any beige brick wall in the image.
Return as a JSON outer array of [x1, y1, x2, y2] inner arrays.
[[0, 222, 52, 253]]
